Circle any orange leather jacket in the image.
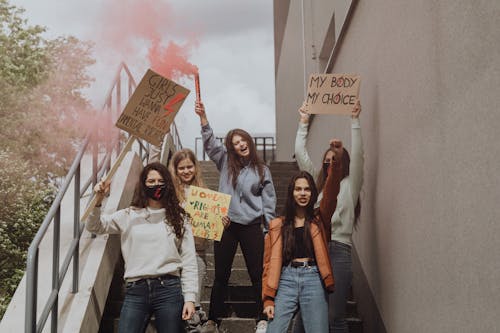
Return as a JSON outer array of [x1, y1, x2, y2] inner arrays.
[[262, 159, 342, 308]]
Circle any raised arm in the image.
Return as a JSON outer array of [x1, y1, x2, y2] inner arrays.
[[349, 101, 364, 203], [196, 101, 227, 171], [294, 104, 318, 178], [318, 141, 343, 238]]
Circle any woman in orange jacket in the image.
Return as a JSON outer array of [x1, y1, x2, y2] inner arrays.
[[262, 141, 344, 333]]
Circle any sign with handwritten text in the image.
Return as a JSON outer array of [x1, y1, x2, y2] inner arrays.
[[185, 186, 231, 241], [305, 73, 360, 115], [116, 69, 190, 146]]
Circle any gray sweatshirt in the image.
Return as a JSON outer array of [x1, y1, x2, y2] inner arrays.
[[87, 206, 198, 303], [201, 123, 276, 227]]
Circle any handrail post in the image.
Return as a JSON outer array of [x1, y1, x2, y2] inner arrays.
[[273, 138, 276, 161], [72, 164, 80, 293], [263, 138, 267, 163], [91, 134, 98, 239], [106, 110, 112, 173], [25, 248, 38, 333], [51, 207, 60, 333], [116, 78, 122, 152]]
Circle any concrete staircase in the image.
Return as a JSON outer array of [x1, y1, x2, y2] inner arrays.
[[97, 161, 363, 332]]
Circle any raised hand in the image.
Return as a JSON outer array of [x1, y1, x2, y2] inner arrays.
[[93, 180, 111, 206], [298, 102, 310, 124], [329, 139, 344, 162], [352, 100, 361, 119], [195, 101, 208, 126]]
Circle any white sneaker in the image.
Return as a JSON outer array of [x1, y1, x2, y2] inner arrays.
[[255, 320, 268, 333]]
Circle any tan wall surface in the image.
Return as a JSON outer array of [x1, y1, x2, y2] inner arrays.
[[275, 0, 312, 161], [275, 1, 500, 331]]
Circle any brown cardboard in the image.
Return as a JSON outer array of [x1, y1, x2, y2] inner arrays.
[[115, 69, 190, 145], [305, 73, 360, 115], [184, 186, 231, 241]]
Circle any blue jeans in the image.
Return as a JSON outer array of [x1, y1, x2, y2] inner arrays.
[[292, 241, 352, 333], [118, 275, 184, 333], [267, 265, 328, 333], [329, 241, 352, 333]]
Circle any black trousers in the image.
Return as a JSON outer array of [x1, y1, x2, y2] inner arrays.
[[208, 222, 265, 322]]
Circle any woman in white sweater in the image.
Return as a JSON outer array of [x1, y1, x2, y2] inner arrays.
[[294, 101, 363, 333], [87, 162, 198, 333]]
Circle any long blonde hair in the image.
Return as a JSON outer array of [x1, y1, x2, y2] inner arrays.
[[169, 149, 206, 203]]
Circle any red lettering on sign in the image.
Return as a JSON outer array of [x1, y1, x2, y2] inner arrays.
[[163, 93, 186, 117]]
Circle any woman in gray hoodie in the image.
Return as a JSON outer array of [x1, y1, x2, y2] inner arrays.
[[195, 101, 276, 333]]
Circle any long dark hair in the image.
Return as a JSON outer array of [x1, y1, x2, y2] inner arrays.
[[169, 148, 205, 203], [224, 128, 264, 188], [130, 162, 187, 239], [316, 147, 361, 224], [281, 171, 319, 265]]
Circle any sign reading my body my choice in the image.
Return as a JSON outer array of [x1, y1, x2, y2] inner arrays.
[[116, 69, 190, 146], [306, 73, 360, 115], [185, 186, 231, 242]]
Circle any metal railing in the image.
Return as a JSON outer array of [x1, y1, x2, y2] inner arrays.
[[195, 135, 276, 164], [24, 62, 183, 333]]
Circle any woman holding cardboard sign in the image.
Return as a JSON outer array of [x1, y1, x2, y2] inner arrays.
[[87, 162, 198, 333], [293, 101, 363, 333], [195, 101, 276, 333], [169, 148, 225, 331]]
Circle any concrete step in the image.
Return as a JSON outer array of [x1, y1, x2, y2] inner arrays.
[[346, 300, 359, 317], [347, 317, 364, 333], [219, 317, 258, 333]]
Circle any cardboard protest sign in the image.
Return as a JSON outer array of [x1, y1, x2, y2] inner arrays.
[[116, 69, 190, 146], [185, 186, 231, 241], [305, 73, 360, 115]]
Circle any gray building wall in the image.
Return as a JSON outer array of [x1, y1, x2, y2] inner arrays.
[[274, 1, 500, 332]]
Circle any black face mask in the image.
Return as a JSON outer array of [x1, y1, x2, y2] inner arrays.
[[322, 162, 330, 176], [145, 185, 166, 201]]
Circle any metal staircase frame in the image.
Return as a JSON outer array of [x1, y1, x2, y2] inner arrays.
[[23, 62, 182, 333]]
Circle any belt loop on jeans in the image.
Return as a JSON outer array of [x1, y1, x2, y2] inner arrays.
[[290, 260, 316, 268]]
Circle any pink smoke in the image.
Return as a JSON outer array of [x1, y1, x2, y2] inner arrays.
[[96, 0, 199, 79], [148, 38, 199, 79]]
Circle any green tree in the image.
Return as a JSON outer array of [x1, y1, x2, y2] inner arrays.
[[1, 0, 95, 177], [0, 0, 96, 318], [0, 150, 55, 317]]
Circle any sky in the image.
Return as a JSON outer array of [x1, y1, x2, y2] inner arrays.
[[10, 0, 276, 151]]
